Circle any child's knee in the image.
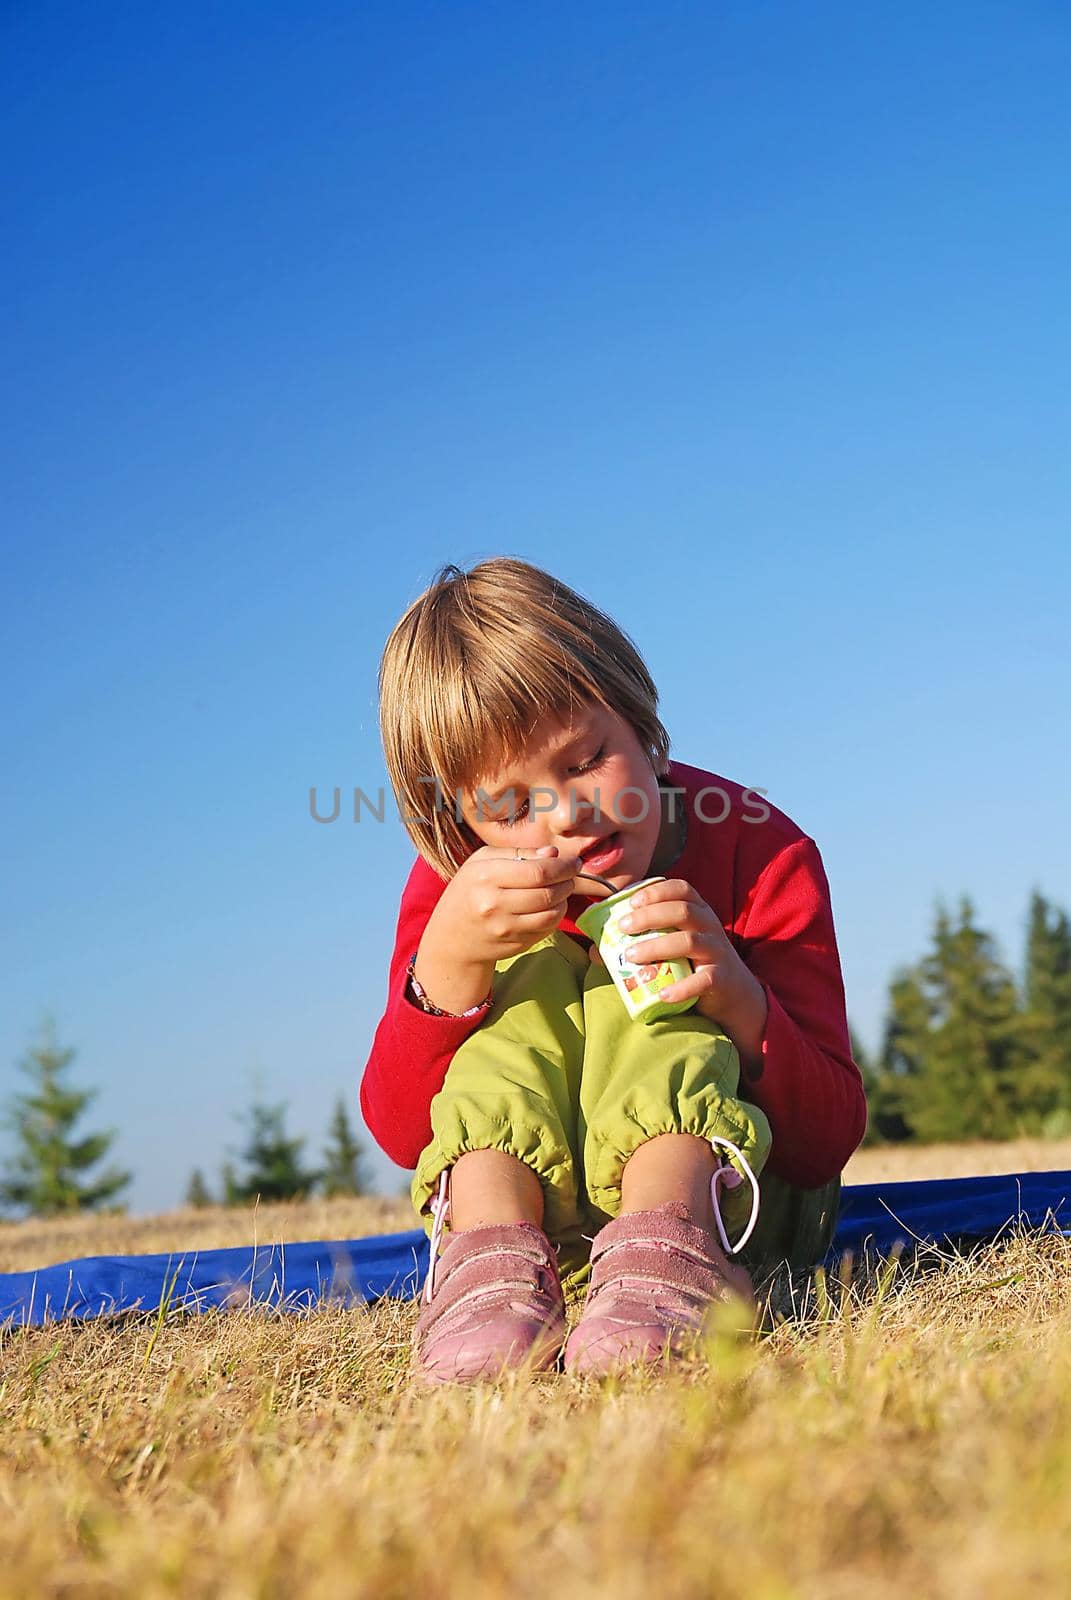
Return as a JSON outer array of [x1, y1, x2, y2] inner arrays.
[[430, 936, 587, 1120], [582, 1030, 771, 1217], [409, 933, 592, 1244], [412, 1081, 581, 1242]]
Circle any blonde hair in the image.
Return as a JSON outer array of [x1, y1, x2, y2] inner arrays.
[[379, 557, 671, 878]]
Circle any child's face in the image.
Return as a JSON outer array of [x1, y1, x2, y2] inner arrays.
[[461, 703, 665, 889]]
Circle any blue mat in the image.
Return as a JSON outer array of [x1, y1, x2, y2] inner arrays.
[[2, 1170, 1068, 1328], [833, 1169, 1070, 1253]]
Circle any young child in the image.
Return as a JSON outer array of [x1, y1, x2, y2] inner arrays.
[[362, 557, 866, 1382]]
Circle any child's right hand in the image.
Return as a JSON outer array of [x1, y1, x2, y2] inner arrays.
[[431, 844, 580, 964], [412, 846, 582, 1014]]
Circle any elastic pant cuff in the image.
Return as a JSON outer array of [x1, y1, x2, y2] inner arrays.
[[584, 1088, 772, 1226], [411, 1117, 580, 1242]]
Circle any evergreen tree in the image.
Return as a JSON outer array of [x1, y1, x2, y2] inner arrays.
[[185, 1167, 214, 1208], [849, 1024, 871, 1083], [850, 1024, 883, 1145], [320, 1096, 367, 1196], [220, 1159, 241, 1207], [867, 974, 928, 1143], [880, 899, 1023, 1143], [1018, 890, 1071, 1123], [227, 1098, 320, 1203], [0, 1019, 131, 1218]]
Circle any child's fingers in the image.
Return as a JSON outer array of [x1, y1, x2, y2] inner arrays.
[[588, 943, 603, 965], [492, 846, 580, 883], [500, 887, 577, 917], [478, 844, 557, 858], [480, 844, 563, 866], [475, 845, 582, 896]]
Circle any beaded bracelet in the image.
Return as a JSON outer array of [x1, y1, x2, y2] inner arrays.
[[405, 951, 494, 1018]]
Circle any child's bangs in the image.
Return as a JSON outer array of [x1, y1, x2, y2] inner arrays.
[[435, 638, 608, 798]]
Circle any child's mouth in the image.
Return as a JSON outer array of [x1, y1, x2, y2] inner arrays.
[[578, 832, 624, 874]]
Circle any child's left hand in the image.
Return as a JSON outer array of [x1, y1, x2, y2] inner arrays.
[[609, 878, 768, 1041]]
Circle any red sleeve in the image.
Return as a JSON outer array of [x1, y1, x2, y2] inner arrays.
[[359, 859, 491, 1169], [736, 837, 867, 1188]]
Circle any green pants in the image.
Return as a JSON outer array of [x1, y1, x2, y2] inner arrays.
[[412, 931, 838, 1277]]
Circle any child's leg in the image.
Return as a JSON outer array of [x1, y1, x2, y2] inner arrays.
[[566, 959, 771, 1375], [409, 932, 592, 1383], [448, 1147, 546, 1229], [618, 1130, 718, 1220], [579, 959, 840, 1274], [578, 957, 771, 1237], [411, 930, 590, 1262]]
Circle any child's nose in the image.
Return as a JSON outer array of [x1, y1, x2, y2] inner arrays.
[[551, 782, 600, 834]]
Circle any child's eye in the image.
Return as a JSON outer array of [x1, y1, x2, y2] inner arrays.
[[500, 797, 529, 828], [496, 748, 605, 830]]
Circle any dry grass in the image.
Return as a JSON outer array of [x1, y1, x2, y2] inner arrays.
[[845, 1135, 1071, 1185], [2, 1148, 1070, 1598]]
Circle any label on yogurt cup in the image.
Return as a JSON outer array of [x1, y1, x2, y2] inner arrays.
[[576, 876, 697, 1023]]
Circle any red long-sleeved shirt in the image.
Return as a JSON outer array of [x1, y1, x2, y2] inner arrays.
[[360, 760, 867, 1188]]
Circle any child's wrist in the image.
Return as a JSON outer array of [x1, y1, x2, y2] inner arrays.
[[712, 969, 768, 1074], [407, 948, 495, 1018]]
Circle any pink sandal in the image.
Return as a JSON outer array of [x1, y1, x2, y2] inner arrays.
[[563, 1202, 755, 1376], [414, 1175, 566, 1384]]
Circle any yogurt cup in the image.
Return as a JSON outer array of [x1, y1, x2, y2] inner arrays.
[[576, 876, 697, 1023]]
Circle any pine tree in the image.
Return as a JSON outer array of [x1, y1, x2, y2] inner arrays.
[[220, 1160, 241, 1207], [185, 1167, 214, 1208], [321, 1096, 367, 1197], [869, 972, 930, 1143], [880, 899, 1023, 1143], [0, 1019, 131, 1218], [1018, 890, 1071, 1124], [850, 1024, 883, 1145], [849, 1024, 871, 1083], [227, 1098, 320, 1204]]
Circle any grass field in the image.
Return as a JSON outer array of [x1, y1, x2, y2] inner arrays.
[[2, 1142, 1070, 1598]]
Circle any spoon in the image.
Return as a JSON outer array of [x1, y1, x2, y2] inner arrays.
[[574, 868, 624, 897]]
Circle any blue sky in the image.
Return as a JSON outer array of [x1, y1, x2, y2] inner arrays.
[[3, 1, 1069, 1214]]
